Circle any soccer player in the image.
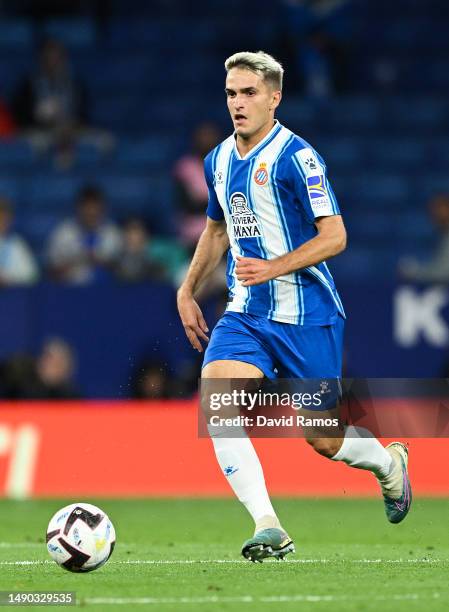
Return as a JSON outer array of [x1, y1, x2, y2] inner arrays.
[[177, 51, 412, 562]]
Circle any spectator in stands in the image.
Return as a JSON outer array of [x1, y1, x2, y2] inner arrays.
[[173, 122, 221, 249], [1, 338, 81, 399], [0, 354, 35, 399], [398, 193, 449, 283], [13, 38, 112, 168], [114, 217, 189, 285], [13, 39, 87, 163], [132, 360, 171, 399], [46, 185, 121, 284], [32, 337, 80, 398], [281, 0, 351, 96], [114, 218, 167, 283], [0, 197, 39, 286]]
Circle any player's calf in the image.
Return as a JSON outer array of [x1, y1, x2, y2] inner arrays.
[[311, 426, 412, 524], [305, 436, 344, 458]]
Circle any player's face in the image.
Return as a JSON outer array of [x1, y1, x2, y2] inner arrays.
[[225, 68, 281, 140]]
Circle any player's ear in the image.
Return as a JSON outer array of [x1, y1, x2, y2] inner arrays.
[[270, 90, 282, 111]]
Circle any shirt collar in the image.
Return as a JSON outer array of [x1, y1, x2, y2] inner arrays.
[[233, 120, 281, 161]]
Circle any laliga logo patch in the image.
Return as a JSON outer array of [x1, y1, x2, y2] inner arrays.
[[306, 175, 331, 212], [306, 175, 327, 199], [254, 162, 269, 186]]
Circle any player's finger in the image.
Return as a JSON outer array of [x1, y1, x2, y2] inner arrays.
[[185, 328, 203, 352], [186, 333, 200, 351], [188, 323, 209, 343], [236, 264, 251, 274], [242, 279, 258, 286], [238, 267, 255, 277], [235, 258, 250, 267], [197, 313, 209, 333], [195, 327, 209, 342]]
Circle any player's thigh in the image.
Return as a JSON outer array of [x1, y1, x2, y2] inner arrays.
[[201, 360, 264, 419], [202, 359, 264, 379], [202, 312, 276, 378]]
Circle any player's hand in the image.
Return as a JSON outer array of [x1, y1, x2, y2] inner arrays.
[[177, 289, 209, 352], [235, 256, 280, 286]]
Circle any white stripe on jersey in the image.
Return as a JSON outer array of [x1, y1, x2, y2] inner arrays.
[[213, 135, 249, 312], [251, 128, 300, 323]]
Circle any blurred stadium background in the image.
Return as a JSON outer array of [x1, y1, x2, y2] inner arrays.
[[0, 0, 448, 501]]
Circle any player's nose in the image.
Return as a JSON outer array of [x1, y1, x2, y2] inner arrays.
[[232, 95, 245, 109]]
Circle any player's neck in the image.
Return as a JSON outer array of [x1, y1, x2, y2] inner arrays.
[[235, 119, 276, 158]]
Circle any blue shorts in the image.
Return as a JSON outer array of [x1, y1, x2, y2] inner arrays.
[[202, 312, 344, 379]]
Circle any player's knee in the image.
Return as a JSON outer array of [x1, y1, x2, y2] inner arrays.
[[306, 436, 341, 459]]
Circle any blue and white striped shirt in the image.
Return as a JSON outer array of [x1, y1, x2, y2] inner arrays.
[[205, 121, 345, 326]]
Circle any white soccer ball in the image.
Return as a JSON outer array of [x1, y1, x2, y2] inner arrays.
[[46, 502, 116, 572]]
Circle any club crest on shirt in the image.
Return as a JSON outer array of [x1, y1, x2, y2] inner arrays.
[[229, 192, 262, 239], [254, 162, 269, 186]]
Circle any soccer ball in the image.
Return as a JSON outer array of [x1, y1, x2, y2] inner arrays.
[[46, 502, 116, 572]]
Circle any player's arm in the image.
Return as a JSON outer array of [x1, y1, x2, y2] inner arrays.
[[177, 217, 229, 351], [236, 215, 346, 286], [237, 147, 346, 286]]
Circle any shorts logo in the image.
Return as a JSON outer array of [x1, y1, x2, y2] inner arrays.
[[319, 380, 330, 394], [306, 175, 327, 199], [229, 192, 262, 239], [254, 162, 269, 185]]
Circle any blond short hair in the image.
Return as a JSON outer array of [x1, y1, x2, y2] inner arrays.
[[225, 51, 284, 91]]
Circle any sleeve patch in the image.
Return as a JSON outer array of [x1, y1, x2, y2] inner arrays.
[[296, 148, 324, 177], [306, 175, 333, 216]]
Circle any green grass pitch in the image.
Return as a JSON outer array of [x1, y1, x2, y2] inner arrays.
[[0, 498, 448, 611]]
